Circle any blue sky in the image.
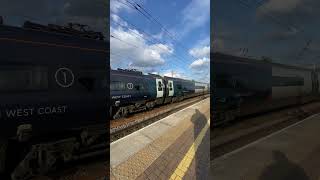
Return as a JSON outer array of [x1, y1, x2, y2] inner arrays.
[[212, 0, 320, 68], [110, 0, 210, 82]]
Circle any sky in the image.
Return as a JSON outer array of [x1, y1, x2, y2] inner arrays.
[[110, 0, 210, 83], [212, 0, 320, 68], [0, 0, 107, 35]]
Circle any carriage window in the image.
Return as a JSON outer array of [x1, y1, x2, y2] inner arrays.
[[158, 81, 162, 91], [272, 76, 304, 86], [0, 67, 48, 91], [0, 71, 31, 90], [195, 86, 205, 89], [177, 84, 182, 90], [111, 81, 126, 91]]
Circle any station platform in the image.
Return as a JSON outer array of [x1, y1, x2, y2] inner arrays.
[[110, 98, 210, 180], [211, 113, 320, 180]]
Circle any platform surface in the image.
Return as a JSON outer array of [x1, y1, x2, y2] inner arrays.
[[211, 113, 320, 180], [110, 98, 210, 180]]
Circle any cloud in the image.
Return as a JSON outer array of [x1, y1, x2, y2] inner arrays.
[[188, 43, 210, 82], [111, 26, 173, 68], [111, 13, 128, 27], [189, 57, 210, 70], [195, 36, 210, 47], [163, 70, 185, 78], [178, 0, 210, 37], [110, 0, 131, 13], [189, 46, 210, 58]]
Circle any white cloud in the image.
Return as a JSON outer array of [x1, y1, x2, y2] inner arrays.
[[189, 57, 210, 70], [195, 36, 210, 47], [111, 13, 128, 27], [110, 0, 131, 13], [162, 70, 187, 79], [111, 26, 173, 68], [179, 0, 210, 37], [188, 44, 210, 82], [189, 46, 210, 58]]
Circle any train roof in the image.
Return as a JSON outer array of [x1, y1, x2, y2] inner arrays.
[[164, 76, 208, 84], [111, 69, 154, 79], [0, 23, 107, 65], [0, 17, 105, 42], [164, 76, 194, 82], [111, 69, 209, 84], [213, 52, 314, 72]]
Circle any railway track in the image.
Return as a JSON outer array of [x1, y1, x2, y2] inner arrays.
[[211, 101, 320, 160], [110, 94, 210, 142]]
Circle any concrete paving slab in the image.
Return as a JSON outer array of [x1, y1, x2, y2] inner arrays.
[[211, 113, 320, 180]]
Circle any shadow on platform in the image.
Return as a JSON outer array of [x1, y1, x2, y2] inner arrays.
[[259, 150, 309, 180], [191, 109, 210, 179]]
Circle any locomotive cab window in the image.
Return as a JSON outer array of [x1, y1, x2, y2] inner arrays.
[[158, 81, 163, 91], [169, 82, 173, 91], [135, 84, 144, 91]]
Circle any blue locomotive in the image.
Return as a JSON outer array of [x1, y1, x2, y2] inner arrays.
[[110, 69, 209, 119], [0, 19, 107, 177]]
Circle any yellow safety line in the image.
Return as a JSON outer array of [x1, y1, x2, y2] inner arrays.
[[169, 118, 210, 180]]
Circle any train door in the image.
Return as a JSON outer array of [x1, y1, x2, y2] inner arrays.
[[168, 80, 174, 97], [156, 78, 164, 98]]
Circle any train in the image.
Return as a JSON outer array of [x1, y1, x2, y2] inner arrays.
[[212, 52, 320, 126], [110, 69, 210, 119], [0, 19, 108, 179]]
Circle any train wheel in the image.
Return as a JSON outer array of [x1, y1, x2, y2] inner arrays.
[[113, 107, 128, 119], [146, 102, 155, 110]]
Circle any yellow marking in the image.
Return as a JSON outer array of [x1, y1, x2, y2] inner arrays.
[[169, 118, 210, 179], [170, 173, 177, 180]]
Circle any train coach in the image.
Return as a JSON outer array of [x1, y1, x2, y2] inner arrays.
[[110, 69, 209, 119], [0, 20, 107, 178], [212, 52, 320, 126]]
